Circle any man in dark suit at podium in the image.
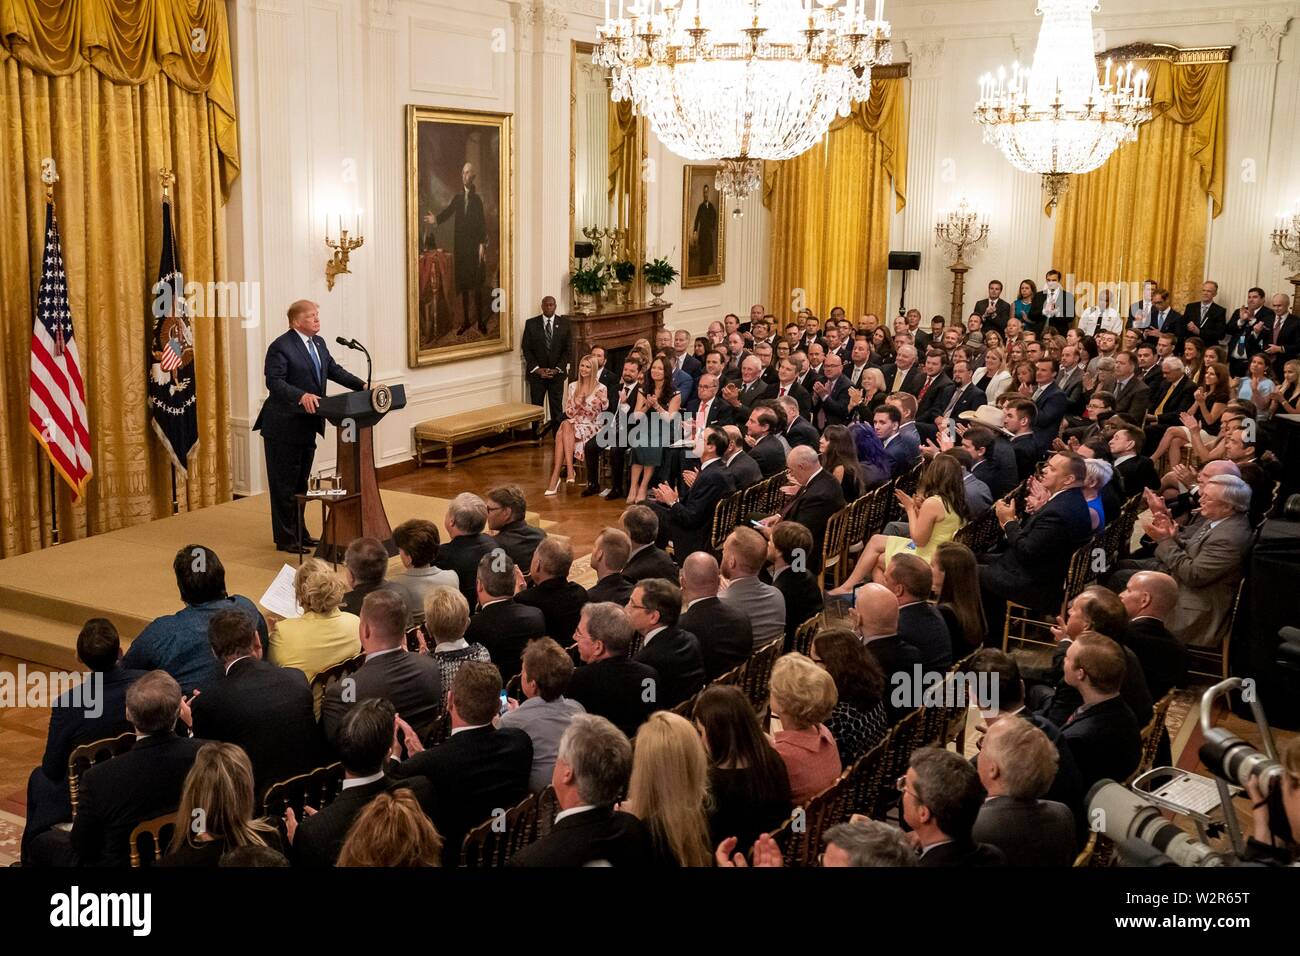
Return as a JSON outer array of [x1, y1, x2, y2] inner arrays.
[[253, 300, 365, 553], [521, 296, 571, 435]]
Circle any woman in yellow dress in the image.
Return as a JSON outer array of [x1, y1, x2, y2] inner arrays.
[[827, 454, 969, 594]]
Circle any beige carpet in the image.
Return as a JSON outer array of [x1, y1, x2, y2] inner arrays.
[[0, 491, 554, 670]]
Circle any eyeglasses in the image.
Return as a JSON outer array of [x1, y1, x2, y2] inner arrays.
[[895, 775, 918, 799], [626, 601, 647, 611]]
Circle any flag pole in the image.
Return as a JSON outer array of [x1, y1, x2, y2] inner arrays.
[[41, 163, 61, 544]]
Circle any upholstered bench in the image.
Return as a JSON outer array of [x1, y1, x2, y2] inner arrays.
[[414, 402, 543, 469]]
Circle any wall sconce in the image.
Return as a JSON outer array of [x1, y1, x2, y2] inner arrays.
[[325, 210, 364, 291]]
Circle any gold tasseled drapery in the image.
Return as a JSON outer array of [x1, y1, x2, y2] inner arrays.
[[0, 0, 239, 557], [1052, 59, 1227, 311], [607, 98, 646, 292], [763, 76, 908, 324]]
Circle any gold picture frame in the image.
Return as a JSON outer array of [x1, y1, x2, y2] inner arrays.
[[681, 164, 725, 289], [407, 105, 513, 367]]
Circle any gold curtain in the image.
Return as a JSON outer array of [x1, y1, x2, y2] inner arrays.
[[1052, 59, 1226, 311], [0, 0, 239, 558], [607, 98, 645, 292], [764, 76, 907, 323]]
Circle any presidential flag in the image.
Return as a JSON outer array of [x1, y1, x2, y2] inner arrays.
[[148, 196, 198, 473], [28, 202, 93, 499]]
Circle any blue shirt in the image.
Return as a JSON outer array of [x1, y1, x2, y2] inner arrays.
[[121, 595, 267, 694]]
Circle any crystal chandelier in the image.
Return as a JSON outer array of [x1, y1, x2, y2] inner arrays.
[[973, 0, 1151, 209], [595, 0, 892, 202]]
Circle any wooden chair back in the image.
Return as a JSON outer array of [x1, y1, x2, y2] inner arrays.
[[739, 639, 783, 713], [261, 762, 345, 822], [128, 813, 177, 868], [68, 731, 136, 820], [767, 774, 848, 867], [790, 613, 821, 657], [459, 786, 560, 867], [309, 651, 367, 701]]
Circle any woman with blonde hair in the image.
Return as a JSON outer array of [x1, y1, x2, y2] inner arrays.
[[336, 788, 443, 867], [971, 346, 1011, 402], [545, 353, 608, 495], [418, 584, 490, 693], [624, 710, 713, 867], [769, 653, 840, 804], [828, 454, 969, 594], [161, 743, 282, 866], [267, 558, 361, 697]]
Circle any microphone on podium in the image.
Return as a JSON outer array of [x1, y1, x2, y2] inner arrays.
[[334, 336, 371, 390]]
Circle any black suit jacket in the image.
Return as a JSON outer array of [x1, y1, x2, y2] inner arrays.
[[1031, 381, 1069, 450], [566, 656, 659, 739], [734, 378, 776, 420], [681, 597, 752, 681], [918, 839, 1006, 867], [515, 578, 589, 645], [780, 469, 846, 573], [435, 533, 497, 610], [865, 635, 923, 723], [1123, 618, 1188, 701], [392, 724, 533, 866], [1258, 313, 1300, 375], [974, 298, 1011, 332], [812, 375, 853, 428], [623, 544, 680, 584], [882, 363, 926, 397], [293, 774, 437, 867], [749, 434, 787, 478], [520, 314, 572, 376], [191, 658, 326, 793], [914, 373, 957, 426], [40, 666, 144, 783], [897, 603, 953, 673], [492, 520, 546, 578], [784, 415, 820, 450], [773, 567, 823, 646], [1140, 362, 1166, 392], [1112, 377, 1152, 423], [586, 573, 633, 607], [1060, 696, 1142, 791], [1115, 455, 1160, 494], [971, 438, 1018, 500], [725, 450, 764, 489], [663, 460, 736, 558], [1009, 432, 1040, 483], [510, 804, 652, 867], [319, 649, 444, 746], [972, 797, 1075, 866], [71, 732, 205, 867], [1181, 301, 1227, 344], [773, 381, 813, 419], [253, 330, 366, 443], [981, 487, 1094, 611], [634, 626, 706, 708], [464, 598, 546, 681], [1148, 375, 1195, 425]]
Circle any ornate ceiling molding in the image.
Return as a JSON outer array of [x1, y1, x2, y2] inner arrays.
[[1100, 42, 1234, 64]]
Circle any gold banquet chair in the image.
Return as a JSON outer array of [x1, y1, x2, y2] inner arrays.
[[67, 731, 136, 821], [129, 813, 178, 868], [1186, 581, 1245, 681], [1001, 534, 1101, 653]]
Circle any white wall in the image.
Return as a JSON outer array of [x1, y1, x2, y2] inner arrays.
[[227, 0, 768, 494], [226, 0, 1298, 493]]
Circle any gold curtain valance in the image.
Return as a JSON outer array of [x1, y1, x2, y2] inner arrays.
[[0, 0, 239, 195], [1141, 58, 1227, 216]]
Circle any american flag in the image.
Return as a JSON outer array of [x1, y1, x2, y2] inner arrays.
[[28, 203, 93, 500]]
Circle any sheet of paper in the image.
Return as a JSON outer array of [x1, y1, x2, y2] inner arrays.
[[259, 563, 303, 619]]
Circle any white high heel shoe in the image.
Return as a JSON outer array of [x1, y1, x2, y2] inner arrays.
[[544, 479, 561, 497]]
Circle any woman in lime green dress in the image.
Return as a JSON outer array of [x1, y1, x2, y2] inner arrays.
[[827, 454, 970, 594]]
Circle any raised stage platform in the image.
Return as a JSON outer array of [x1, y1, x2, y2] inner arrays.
[[0, 491, 551, 670]]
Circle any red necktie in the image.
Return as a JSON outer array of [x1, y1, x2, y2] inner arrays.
[[918, 377, 933, 401]]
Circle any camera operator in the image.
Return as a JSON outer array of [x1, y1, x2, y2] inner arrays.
[[1242, 736, 1300, 865]]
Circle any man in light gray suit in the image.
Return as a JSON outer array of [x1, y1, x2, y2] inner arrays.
[[1130, 474, 1253, 648], [972, 717, 1076, 867], [320, 590, 443, 745], [718, 526, 787, 650]]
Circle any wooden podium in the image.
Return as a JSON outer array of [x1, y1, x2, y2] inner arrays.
[[313, 385, 406, 562]]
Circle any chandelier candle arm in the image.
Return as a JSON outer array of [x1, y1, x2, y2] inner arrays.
[[973, 0, 1151, 210], [595, 0, 893, 202]]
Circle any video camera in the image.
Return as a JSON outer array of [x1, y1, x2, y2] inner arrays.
[[1085, 678, 1293, 864]]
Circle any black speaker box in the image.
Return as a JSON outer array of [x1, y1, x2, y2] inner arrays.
[[888, 251, 920, 271]]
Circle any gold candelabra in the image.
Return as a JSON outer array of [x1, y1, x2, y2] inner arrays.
[[934, 197, 989, 327], [1272, 202, 1300, 304], [325, 212, 365, 291]]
